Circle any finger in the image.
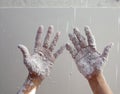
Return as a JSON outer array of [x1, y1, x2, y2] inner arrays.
[[18, 44, 30, 58], [49, 32, 61, 52], [84, 26, 96, 49], [54, 45, 65, 59], [101, 43, 113, 61], [69, 33, 81, 51], [34, 25, 43, 51], [66, 43, 77, 58], [73, 27, 87, 48], [43, 25, 53, 49]]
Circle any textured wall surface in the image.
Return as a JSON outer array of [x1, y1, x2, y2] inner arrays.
[[0, 0, 120, 7], [0, 8, 120, 94]]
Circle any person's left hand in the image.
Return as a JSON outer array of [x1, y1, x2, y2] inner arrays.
[[66, 26, 113, 79]]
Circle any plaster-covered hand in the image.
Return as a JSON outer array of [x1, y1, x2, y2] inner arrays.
[[18, 25, 65, 80], [66, 26, 113, 79]]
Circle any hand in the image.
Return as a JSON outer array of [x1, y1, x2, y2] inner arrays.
[[66, 26, 113, 79], [18, 25, 65, 80]]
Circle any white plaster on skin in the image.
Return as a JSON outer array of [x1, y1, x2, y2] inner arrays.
[[25, 54, 53, 79], [67, 26, 113, 79], [17, 25, 65, 94], [75, 49, 103, 79], [17, 78, 35, 94], [18, 25, 64, 80], [17, 26, 65, 94]]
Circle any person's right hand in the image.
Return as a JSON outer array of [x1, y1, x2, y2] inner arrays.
[[18, 25, 65, 80], [66, 26, 113, 79]]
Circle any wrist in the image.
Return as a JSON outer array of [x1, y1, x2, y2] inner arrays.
[[28, 73, 43, 88], [87, 71, 103, 81], [87, 71, 113, 94], [17, 73, 43, 94]]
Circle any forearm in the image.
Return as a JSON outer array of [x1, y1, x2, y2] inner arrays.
[[88, 72, 113, 94], [17, 73, 42, 94]]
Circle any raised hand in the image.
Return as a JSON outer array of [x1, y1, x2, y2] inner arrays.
[[66, 26, 113, 79], [18, 25, 65, 80]]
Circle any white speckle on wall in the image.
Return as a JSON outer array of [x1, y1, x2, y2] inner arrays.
[[118, 17, 120, 26], [117, 42, 119, 53], [89, 16, 92, 26], [115, 64, 118, 81], [73, 8, 76, 26], [66, 21, 69, 34]]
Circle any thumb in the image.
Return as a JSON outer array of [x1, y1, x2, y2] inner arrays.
[[18, 44, 30, 58], [101, 43, 113, 61]]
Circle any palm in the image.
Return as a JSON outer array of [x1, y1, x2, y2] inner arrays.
[[18, 25, 65, 79], [66, 26, 113, 79]]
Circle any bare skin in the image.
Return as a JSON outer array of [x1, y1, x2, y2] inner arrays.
[[66, 26, 113, 94], [17, 25, 65, 94]]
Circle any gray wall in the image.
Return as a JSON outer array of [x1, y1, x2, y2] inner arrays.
[[0, 8, 120, 94], [0, 0, 120, 7]]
